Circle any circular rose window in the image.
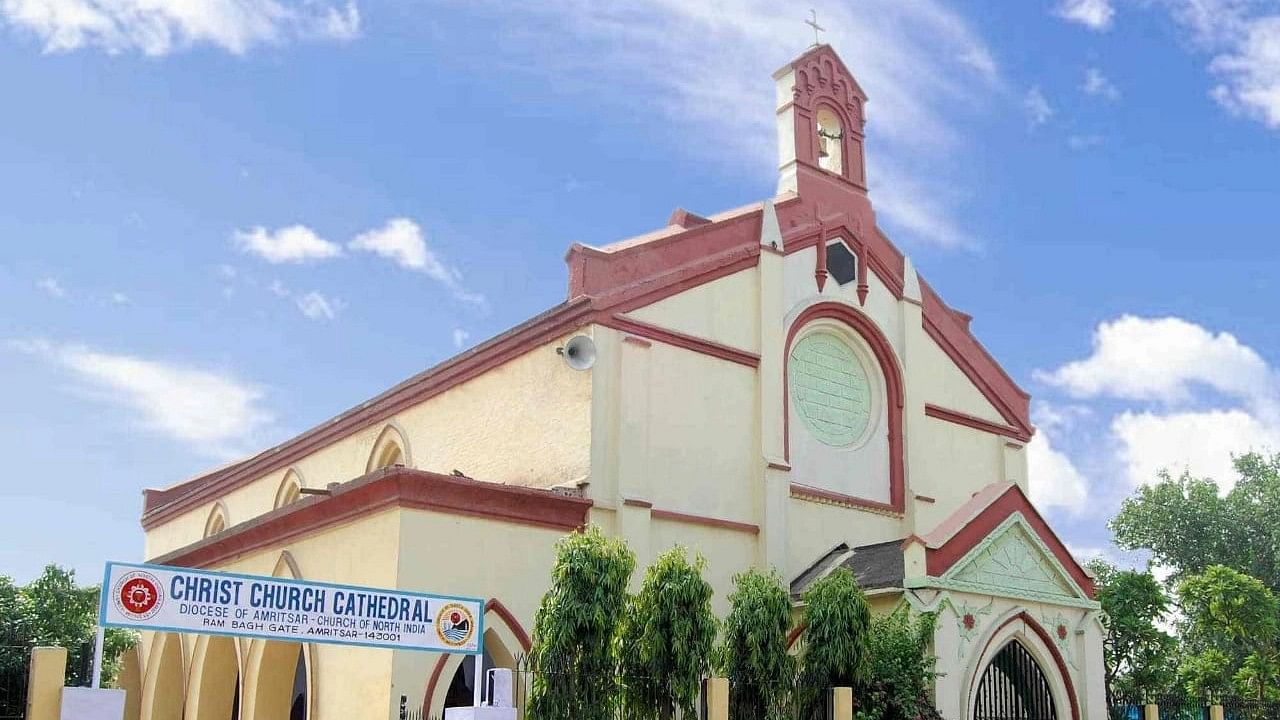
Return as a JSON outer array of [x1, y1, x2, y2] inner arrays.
[[789, 333, 873, 447]]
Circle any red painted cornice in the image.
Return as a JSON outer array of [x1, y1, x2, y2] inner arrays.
[[149, 467, 592, 569], [924, 404, 1032, 443]]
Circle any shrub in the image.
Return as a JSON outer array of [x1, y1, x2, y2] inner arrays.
[[856, 606, 937, 720], [526, 526, 636, 720], [716, 568, 796, 720], [618, 546, 718, 720], [798, 568, 871, 715]]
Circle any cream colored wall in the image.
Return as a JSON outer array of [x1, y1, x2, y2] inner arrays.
[[909, 420, 1008, 532], [146, 336, 592, 558], [649, 519, 758, 619], [390, 508, 568, 717], [914, 334, 1008, 425], [626, 268, 761, 352], [786, 498, 904, 577]]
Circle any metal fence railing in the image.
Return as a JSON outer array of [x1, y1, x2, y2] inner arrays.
[[0, 644, 31, 720], [1108, 695, 1280, 720]]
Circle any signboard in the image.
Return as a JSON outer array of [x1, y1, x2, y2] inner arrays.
[[100, 561, 483, 654]]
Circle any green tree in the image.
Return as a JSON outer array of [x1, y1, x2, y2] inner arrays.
[[0, 566, 135, 685], [526, 526, 636, 720], [1179, 565, 1280, 701], [798, 568, 872, 716], [1177, 649, 1234, 702], [618, 546, 717, 720], [1087, 560, 1176, 702], [1111, 453, 1280, 592], [856, 606, 937, 720], [716, 568, 796, 720]]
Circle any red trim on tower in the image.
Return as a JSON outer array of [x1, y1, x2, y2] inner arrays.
[[149, 468, 592, 569], [603, 315, 760, 368], [924, 483, 1094, 598], [783, 302, 906, 513], [924, 404, 1032, 443], [973, 612, 1081, 720]]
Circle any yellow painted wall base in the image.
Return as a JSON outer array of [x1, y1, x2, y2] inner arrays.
[[25, 646, 67, 720], [1144, 704, 1159, 720], [704, 677, 728, 720], [1210, 705, 1225, 720], [832, 687, 853, 720]]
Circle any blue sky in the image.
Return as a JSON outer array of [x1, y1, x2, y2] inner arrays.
[[2, 0, 1279, 583]]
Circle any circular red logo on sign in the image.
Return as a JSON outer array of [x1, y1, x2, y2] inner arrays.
[[112, 571, 164, 621]]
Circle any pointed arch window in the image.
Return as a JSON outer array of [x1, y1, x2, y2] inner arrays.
[[204, 502, 230, 538], [366, 423, 412, 474], [274, 469, 304, 510]]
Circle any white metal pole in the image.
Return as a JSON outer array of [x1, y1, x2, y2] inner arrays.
[[91, 625, 106, 689], [473, 652, 483, 706]]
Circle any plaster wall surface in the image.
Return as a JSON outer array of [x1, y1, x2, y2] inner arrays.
[[145, 337, 591, 558]]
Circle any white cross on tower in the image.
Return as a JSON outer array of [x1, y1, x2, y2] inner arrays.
[[805, 9, 825, 47]]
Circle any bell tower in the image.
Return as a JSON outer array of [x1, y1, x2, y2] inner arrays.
[[773, 44, 869, 195]]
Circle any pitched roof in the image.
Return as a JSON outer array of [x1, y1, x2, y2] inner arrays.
[[790, 539, 906, 597]]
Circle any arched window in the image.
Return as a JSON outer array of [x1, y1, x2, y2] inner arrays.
[[816, 106, 844, 175], [366, 423, 412, 474], [204, 502, 229, 538], [273, 470, 304, 510]]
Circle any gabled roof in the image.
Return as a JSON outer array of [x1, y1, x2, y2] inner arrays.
[[907, 482, 1094, 599]]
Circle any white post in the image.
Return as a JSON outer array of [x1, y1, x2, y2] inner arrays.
[[90, 625, 106, 689], [473, 653, 483, 706]]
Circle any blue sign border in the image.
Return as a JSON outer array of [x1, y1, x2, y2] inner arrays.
[[99, 561, 485, 655]]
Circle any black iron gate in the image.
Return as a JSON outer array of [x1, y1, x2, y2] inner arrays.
[[973, 640, 1057, 720], [0, 643, 31, 720]]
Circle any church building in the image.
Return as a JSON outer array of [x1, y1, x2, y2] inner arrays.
[[120, 44, 1105, 720]]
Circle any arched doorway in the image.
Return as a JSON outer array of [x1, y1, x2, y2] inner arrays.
[[186, 635, 240, 720], [973, 640, 1057, 720], [142, 633, 184, 720], [115, 645, 143, 720], [242, 641, 308, 720]]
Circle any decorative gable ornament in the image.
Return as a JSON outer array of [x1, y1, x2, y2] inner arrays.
[[935, 513, 1095, 608]]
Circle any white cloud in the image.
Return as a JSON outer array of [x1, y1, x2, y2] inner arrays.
[[1039, 315, 1280, 496], [1148, 2, 1280, 131], [455, 0, 1001, 250], [1024, 86, 1054, 126], [350, 218, 487, 308], [109, 291, 129, 305], [36, 276, 65, 298], [233, 225, 342, 264], [1083, 67, 1121, 100], [1209, 16, 1280, 128], [295, 291, 342, 321], [1035, 315, 1275, 404], [1054, 0, 1115, 31], [1068, 134, 1104, 149], [1028, 431, 1090, 512], [0, 0, 359, 56], [9, 339, 273, 457], [1112, 409, 1279, 490], [452, 328, 471, 350]]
